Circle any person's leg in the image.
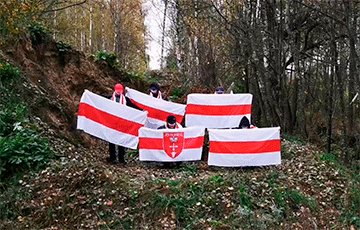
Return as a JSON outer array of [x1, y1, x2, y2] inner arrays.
[[118, 146, 126, 164], [162, 162, 171, 168], [107, 143, 116, 162]]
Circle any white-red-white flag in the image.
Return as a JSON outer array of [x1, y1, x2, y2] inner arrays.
[[138, 127, 205, 162], [125, 87, 186, 129], [77, 90, 147, 149], [208, 127, 281, 167], [185, 93, 253, 128]]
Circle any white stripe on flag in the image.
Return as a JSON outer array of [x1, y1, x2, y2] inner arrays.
[[208, 152, 281, 167], [186, 115, 251, 129], [187, 93, 253, 105], [208, 127, 281, 167], [77, 117, 140, 149], [140, 149, 202, 162]]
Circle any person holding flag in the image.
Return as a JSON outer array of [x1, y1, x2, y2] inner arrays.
[[238, 116, 257, 129], [157, 115, 183, 129], [149, 82, 163, 99], [104, 83, 142, 165], [157, 115, 182, 168]]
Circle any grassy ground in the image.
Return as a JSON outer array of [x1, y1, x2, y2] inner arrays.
[[1, 129, 360, 229]]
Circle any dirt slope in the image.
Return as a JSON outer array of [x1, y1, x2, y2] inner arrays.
[[2, 33, 148, 145]]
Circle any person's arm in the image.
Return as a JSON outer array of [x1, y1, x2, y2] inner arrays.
[[101, 94, 112, 100], [125, 97, 143, 111]]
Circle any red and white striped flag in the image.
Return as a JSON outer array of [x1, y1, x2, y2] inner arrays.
[[208, 127, 281, 167], [77, 90, 147, 149], [185, 93, 253, 128], [139, 127, 205, 162], [126, 87, 186, 129]]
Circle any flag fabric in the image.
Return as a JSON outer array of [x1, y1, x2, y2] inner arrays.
[[139, 127, 205, 162], [77, 90, 147, 149], [208, 127, 281, 167], [185, 93, 253, 128], [126, 87, 186, 129]]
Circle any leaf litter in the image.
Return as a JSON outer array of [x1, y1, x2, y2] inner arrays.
[[0, 120, 359, 229]]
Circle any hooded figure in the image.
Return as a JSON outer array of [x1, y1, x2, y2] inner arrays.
[[158, 115, 182, 129], [149, 82, 162, 99], [214, 86, 225, 94], [239, 116, 251, 129]]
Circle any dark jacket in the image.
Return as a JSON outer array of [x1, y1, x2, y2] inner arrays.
[[103, 94, 143, 111]]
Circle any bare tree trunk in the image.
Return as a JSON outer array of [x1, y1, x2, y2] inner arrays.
[[160, 0, 168, 69], [101, 4, 105, 50], [336, 43, 348, 163], [327, 60, 334, 154], [53, 11, 57, 40], [89, 5, 93, 53], [265, 0, 281, 127]]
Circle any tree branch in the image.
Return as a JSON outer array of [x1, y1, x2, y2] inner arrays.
[[43, 0, 87, 13]]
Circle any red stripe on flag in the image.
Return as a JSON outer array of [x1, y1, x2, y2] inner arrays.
[[130, 99, 184, 123], [209, 139, 280, 154], [78, 103, 143, 136], [139, 136, 204, 150], [186, 104, 252, 116]]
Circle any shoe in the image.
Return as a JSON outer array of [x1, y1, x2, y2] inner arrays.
[[162, 162, 172, 169], [106, 157, 116, 163], [118, 161, 127, 166]]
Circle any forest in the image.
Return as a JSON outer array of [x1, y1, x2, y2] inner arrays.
[[1, 0, 360, 229]]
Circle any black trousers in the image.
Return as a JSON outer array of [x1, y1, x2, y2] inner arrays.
[[109, 143, 126, 163]]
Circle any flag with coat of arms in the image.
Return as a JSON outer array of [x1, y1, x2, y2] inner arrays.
[[138, 127, 205, 162]]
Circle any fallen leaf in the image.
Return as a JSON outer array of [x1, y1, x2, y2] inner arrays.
[[97, 221, 106, 226], [107, 200, 113, 206], [18, 216, 26, 222]]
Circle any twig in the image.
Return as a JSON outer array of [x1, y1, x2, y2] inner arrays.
[[43, 0, 87, 13]]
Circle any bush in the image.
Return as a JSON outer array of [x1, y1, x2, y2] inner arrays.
[[29, 23, 50, 46], [0, 62, 20, 82], [56, 41, 70, 53], [95, 50, 117, 68], [170, 87, 186, 101], [0, 120, 54, 178]]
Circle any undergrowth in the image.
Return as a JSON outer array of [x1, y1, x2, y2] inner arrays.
[[0, 62, 54, 180]]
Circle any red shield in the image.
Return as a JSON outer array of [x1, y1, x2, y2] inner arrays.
[[163, 132, 185, 159]]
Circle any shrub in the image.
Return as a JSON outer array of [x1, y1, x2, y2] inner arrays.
[[274, 188, 318, 218], [0, 120, 54, 179], [29, 23, 50, 46], [56, 41, 70, 53], [0, 62, 20, 82], [95, 50, 117, 68], [170, 87, 186, 101], [126, 70, 145, 81]]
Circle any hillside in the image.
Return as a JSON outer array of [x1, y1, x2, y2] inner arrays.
[[1, 28, 153, 145], [1, 32, 360, 229]]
